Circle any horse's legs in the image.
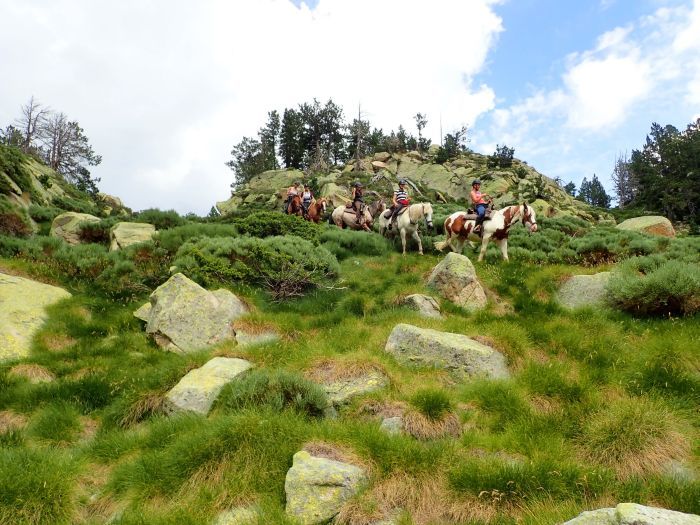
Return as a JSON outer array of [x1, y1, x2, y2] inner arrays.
[[477, 235, 490, 262], [412, 229, 423, 255], [498, 238, 509, 261], [400, 229, 408, 255]]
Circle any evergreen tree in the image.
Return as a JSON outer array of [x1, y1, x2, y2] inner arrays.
[[564, 181, 576, 196], [487, 144, 515, 168], [611, 152, 636, 208], [577, 177, 591, 203], [259, 110, 280, 171], [414, 113, 429, 152], [226, 136, 265, 188], [279, 108, 304, 169], [577, 175, 611, 208]]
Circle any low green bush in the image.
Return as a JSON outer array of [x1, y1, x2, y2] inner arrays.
[[27, 203, 62, 223], [134, 208, 187, 230], [0, 211, 32, 237], [0, 145, 33, 195], [78, 217, 118, 245], [606, 258, 700, 316], [173, 235, 339, 300], [319, 228, 391, 260], [217, 369, 328, 417], [230, 211, 321, 243], [51, 194, 98, 215], [155, 223, 237, 254], [28, 402, 82, 444]]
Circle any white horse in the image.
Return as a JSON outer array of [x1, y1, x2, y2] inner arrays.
[[434, 203, 538, 261], [378, 202, 434, 255]]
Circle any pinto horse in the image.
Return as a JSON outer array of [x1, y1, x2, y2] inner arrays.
[[286, 195, 303, 216], [434, 203, 538, 261], [304, 198, 327, 223]]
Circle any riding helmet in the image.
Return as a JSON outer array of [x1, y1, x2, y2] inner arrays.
[[472, 179, 481, 186], [354, 181, 363, 187], [398, 179, 407, 185], [294, 181, 301, 186]]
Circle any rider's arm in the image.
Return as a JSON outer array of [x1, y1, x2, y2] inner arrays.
[[392, 193, 398, 206], [470, 189, 478, 204], [351, 188, 356, 199]]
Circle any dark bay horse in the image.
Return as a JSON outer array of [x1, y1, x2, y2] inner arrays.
[[286, 195, 303, 216], [305, 198, 327, 223]]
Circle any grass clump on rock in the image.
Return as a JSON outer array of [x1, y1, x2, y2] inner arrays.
[[404, 388, 461, 440]]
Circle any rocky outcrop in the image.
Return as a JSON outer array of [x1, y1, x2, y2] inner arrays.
[[616, 216, 676, 237], [427, 253, 487, 311], [385, 324, 510, 380], [50, 212, 101, 245], [373, 152, 391, 163], [109, 222, 156, 251], [165, 357, 253, 415], [135, 273, 249, 353], [323, 370, 389, 407], [285, 450, 367, 525], [561, 503, 700, 524], [216, 168, 305, 215], [0, 273, 71, 361], [399, 294, 442, 319], [557, 272, 611, 309]]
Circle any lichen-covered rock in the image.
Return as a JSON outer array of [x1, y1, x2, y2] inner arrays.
[[380, 416, 404, 435], [285, 451, 367, 525], [427, 252, 487, 310], [165, 357, 253, 415], [50, 212, 101, 245], [320, 182, 350, 208], [616, 216, 675, 237], [373, 152, 391, 163], [97, 192, 124, 209], [561, 503, 700, 524], [385, 324, 509, 379], [399, 294, 442, 318], [109, 221, 156, 251], [323, 370, 388, 406], [137, 273, 248, 353], [371, 160, 388, 171], [213, 506, 258, 525], [0, 273, 71, 361], [557, 272, 611, 309]]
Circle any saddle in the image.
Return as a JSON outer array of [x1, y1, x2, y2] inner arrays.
[[464, 207, 493, 221], [382, 207, 408, 219]]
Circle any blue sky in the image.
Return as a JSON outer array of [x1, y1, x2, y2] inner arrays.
[[1, 0, 698, 212]]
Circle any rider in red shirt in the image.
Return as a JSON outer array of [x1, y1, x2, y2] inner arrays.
[[470, 179, 491, 235]]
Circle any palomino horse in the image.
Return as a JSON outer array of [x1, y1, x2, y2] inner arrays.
[[286, 195, 303, 216], [434, 203, 538, 261], [304, 198, 327, 223], [378, 203, 434, 255], [330, 199, 386, 231]]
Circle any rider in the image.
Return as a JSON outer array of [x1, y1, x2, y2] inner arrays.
[[350, 181, 364, 223], [388, 179, 410, 230], [285, 181, 301, 214], [470, 179, 491, 235], [301, 183, 314, 217]]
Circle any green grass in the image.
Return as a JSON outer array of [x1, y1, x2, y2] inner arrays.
[[0, 219, 699, 524]]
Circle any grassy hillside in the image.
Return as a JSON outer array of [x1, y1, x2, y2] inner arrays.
[[0, 211, 698, 525]]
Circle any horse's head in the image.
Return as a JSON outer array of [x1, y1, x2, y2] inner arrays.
[[423, 203, 434, 230], [318, 198, 327, 213], [521, 203, 538, 233]]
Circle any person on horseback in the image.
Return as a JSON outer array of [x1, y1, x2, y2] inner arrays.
[[470, 179, 491, 236], [351, 181, 364, 224], [301, 183, 314, 218], [284, 181, 301, 214], [388, 179, 410, 230]]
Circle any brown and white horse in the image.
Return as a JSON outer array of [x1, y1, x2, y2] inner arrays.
[[304, 198, 327, 223], [330, 199, 386, 231], [434, 203, 538, 261]]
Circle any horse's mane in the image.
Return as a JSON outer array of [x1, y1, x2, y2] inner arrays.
[[408, 202, 431, 222]]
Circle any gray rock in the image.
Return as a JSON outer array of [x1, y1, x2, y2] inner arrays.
[[385, 323, 509, 380], [213, 506, 258, 525], [285, 450, 367, 525], [557, 272, 611, 310], [138, 273, 248, 353], [380, 417, 404, 435], [109, 221, 156, 251], [165, 357, 253, 415], [399, 294, 442, 318], [561, 503, 700, 525], [373, 152, 391, 163], [616, 216, 675, 237], [50, 212, 101, 245], [427, 252, 487, 311], [323, 371, 388, 406]]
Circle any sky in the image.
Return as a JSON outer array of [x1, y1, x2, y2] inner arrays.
[[1, 0, 698, 214]]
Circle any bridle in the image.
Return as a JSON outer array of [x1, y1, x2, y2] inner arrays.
[[409, 203, 433, 229], [521, 204, 537, 232]]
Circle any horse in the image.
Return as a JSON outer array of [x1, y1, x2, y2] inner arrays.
[[286, 195, 303, 216], [378, 202, 434, 255], [330, 199, 386, 231], [304, 198, 327, 223], [434, 203, 538, 262]]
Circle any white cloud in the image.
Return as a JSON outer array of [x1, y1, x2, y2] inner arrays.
[[0, 0, 504, 213]]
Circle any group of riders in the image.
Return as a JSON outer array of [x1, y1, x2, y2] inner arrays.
[[284, 178, 492, 234]]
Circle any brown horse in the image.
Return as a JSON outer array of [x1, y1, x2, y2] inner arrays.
[[286, 195, 303, 216], [304, 198, 327, 223]]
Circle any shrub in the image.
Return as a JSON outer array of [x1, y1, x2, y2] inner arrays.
[[173, 235, 339, 300], [230, 211, 321, 243], [217, 369, 328, 417], [134, 208, 186, 230], [51, 194, 98, 215], [0, 212, 32, 237], [155, 223, 237, 254], [27, 204, 62, 223], [0, 145, 33, 195], [410, 388, 453, 421], [319, 228, 391, 260], [606, 258, 700, 316], [78, 218, 118, 245]]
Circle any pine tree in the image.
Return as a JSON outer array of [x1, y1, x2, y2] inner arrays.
[[279, 108, 304, 169]]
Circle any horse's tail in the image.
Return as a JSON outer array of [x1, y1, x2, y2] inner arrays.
[[434, 239, 449, 251]]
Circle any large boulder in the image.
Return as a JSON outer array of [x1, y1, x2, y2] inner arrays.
[[427, 253, 487, 310], [109, 222, 156, 251], [323, 370, 388, 407], [616, 216, 676, 237], [373, 152, 391, 163], [320, 182, 350, 208], [285, 450, 367, 525], [561, 503, 700, 524], [399, 294, 442, 319], [136, 273, 249, 353], [557, 272, 611, 309], [385, 324, 509, 379], [0, 273, 71, 361], [50, 212, 101, 245], [165, 357, 252, 415]]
